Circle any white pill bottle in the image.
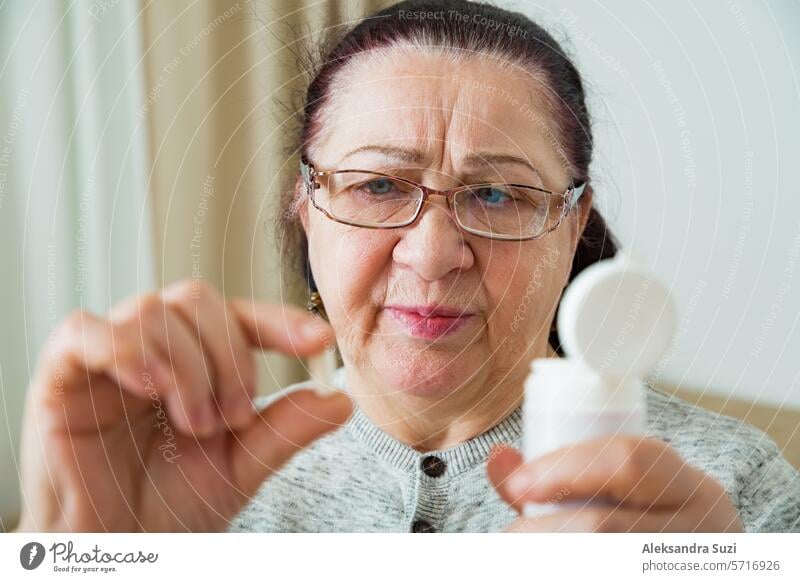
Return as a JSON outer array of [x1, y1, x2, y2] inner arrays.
[[522, 251, 677, 517]]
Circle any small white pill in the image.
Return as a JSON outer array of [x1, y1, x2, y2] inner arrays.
[[308, 346, 339, 396]]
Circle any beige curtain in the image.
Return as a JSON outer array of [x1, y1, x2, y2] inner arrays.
[[139, 0, 384, 395]]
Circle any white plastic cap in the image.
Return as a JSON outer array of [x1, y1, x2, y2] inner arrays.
[[555, 251, 676, 378]]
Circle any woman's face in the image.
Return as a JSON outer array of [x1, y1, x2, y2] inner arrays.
[[299, 50, 591, 401]]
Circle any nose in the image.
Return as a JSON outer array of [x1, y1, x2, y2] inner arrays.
[[392, 193, 475, 281]]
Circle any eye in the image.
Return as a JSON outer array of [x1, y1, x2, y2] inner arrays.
[[363, 178, 396, 195], [473, 186, 512, 205]]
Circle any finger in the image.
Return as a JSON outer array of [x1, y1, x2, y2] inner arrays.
[[110, 293, 218, 437], [150, 306, 219, 437], [228, 299, 334, 357], [161, 280, 257, 431], [232, 389, 353, 496], [487, 444, 528, 513], [35, 310, 172, 425], [502, 437, 706, 511], [503, 505, 697, 533]]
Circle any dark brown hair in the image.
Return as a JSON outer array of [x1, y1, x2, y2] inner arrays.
[[277, 0, 618, 354]]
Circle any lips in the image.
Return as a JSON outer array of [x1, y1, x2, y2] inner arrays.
[[384, 305, 476, 339]]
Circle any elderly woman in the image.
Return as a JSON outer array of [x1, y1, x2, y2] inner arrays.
[[16, 0, 800, 533]]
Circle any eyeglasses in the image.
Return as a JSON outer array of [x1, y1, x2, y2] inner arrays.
[[300, 157, 586, 241]]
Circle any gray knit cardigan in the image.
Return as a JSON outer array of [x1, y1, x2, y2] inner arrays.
[[229, 368, 800, 533]]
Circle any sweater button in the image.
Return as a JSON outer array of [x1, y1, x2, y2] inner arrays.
[[411, 519, 436, 533], [421, 455, 446, 477]]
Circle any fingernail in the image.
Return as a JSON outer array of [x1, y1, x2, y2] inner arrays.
[[508, 470, 532, 495], [300, 320, 322, 341]]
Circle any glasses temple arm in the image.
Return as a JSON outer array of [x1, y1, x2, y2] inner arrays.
[[300, 158, 312, 183], [568, 181, 587, 209]]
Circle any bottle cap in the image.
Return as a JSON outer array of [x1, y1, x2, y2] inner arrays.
[[556, 251, 676, 378]]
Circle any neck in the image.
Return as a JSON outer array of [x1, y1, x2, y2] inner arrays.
[[346, 343, 559, 452]]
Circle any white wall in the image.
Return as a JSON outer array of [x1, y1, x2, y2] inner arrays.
[[500, 0, 800, 407]]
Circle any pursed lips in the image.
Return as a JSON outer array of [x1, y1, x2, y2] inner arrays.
[[383, 304, 476, 317], [383, 304, 476, 339]]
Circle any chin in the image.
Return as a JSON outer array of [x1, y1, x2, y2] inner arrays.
[[375, 346, 479, 400], [397, 377, 462, 399]]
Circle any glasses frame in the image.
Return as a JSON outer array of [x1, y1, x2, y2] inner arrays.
[[300, 156, 587, 241]]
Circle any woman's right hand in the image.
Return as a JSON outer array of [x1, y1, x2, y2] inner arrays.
[[15, 279, 351, 532]]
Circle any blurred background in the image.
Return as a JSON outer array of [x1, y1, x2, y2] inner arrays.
[[1, 0, 798, 529]]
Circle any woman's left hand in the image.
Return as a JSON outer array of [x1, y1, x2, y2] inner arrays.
[[487, 436, 744, 532]]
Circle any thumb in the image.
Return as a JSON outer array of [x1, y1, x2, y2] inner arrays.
[[232, 388, 353, 496], [487, 444, 527, 513], [228, 299, 335, 358]]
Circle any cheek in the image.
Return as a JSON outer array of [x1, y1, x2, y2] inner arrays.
[[479, 238, 571, 337], [308, 218, 393, 323]]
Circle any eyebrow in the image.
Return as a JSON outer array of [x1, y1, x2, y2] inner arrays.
[[339, 145, 541, 175]]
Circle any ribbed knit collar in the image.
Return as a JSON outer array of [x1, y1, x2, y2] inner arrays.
[[333, 367, 524, 477]]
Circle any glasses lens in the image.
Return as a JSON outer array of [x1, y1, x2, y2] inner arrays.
[[453, 185, 565, 239], [322, 172, 422, 226]]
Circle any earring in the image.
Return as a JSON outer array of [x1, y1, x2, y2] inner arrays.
[[306, 290, 328, 321]]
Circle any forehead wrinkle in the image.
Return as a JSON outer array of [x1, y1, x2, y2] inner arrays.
[[314, 47, 473, 160], [313, 46, 567, 178]]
